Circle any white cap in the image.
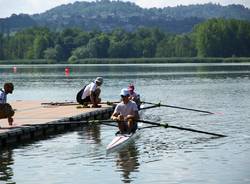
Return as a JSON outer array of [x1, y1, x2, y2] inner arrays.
[[95, 77, 103, 84], [120, 88, 130, 96]]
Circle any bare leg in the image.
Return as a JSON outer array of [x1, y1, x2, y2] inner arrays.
[[92, 88, 101, 107], [94, 88, 101, 103], [128, 119, 137, 133], [118, 121, 126, 134], [128, 119, 133, 133], [0, 104, 15, 126]]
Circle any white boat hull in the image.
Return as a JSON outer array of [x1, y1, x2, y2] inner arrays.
[[106, 130, 140, 152], [107, 104, 144, 152]]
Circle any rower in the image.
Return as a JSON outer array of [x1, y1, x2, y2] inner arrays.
[[111, 88, 139, 134], [128, 84, 141, 109]]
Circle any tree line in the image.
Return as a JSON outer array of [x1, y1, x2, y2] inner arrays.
[[0, 18, 250, 63]]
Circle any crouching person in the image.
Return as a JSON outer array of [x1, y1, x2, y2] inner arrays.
[[0, 83, 15, 126], [76, 77, 103, 108]]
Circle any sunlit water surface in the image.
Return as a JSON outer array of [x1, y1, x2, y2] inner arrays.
[[0, 63, 250, 184]]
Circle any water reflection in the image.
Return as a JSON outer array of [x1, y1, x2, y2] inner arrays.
[[0, 149, 14, 183], [78, 124, 101, 144], [115, 143, 140, 183]]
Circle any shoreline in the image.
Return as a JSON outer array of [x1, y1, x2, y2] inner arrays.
[[1, 57, 250, 65]]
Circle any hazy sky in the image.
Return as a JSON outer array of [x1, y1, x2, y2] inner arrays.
[[0, 0, 249, 18]]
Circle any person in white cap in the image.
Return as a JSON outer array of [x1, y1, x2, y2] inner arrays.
[[111, 88, 139, 134], [76, 77, 103, 108]]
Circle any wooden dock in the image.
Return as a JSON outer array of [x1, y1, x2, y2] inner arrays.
[[0, 100, 114, 148]]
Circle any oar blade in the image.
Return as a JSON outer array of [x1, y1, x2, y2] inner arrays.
[[168, 125, 227, 137]]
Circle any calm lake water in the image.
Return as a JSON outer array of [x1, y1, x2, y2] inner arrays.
[[0, 63, 250, 184]]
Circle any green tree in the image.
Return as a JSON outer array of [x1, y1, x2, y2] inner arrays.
[[174, 35, 196, 57], [71, 46, 90, 58], [142, 38, 157, 57], [155, 35, 175, 57], [96, 33, 110, 58], [44, 48, 58, 61], [33, 36, 49, 59], [58, 28, 82, 60], [194, 18, 250, 57], [86, 34, 110, 58]]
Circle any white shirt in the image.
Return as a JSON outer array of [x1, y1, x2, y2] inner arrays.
[[81, 82, 98, 99], [0, 89, 7, 104], [114, 100, 138, 117]]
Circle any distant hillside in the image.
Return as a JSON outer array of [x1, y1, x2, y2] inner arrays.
[[0, 14, 37, 33], [1, 1, 250, 34], [157, 3, 250, 20]]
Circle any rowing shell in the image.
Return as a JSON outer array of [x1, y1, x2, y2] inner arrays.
[[106, 129, 140, 153]]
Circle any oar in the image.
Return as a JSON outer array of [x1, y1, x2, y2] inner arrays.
[[103, 101, 120, 105], [101, 122, 118, 127], [1, 120, 118, 130], [21, 119, 117, 127], [140, 104, 161, 110], [137, 119, 227, 137], [41, 102, 78, 106], [142, 101, 215, 114], [41, 101, 119, 106]]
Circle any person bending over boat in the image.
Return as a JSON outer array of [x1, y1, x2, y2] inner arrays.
[[128, 84, 141, 109], [0, 83, 15, 126], [76, 77, 103, 108], [111, 88, 139, 134]]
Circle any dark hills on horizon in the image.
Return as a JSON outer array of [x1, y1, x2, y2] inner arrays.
[[1, 0, 250, 34]]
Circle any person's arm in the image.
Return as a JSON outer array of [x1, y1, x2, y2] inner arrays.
[[111, 112, 125, 121], [90, 91, 97, 106], [111, 112, 119, 120], [0, 91, 5, 104], [111, 104, 119, 120], [126, 110, 139, 121], [111, 105, 124, 121], [89, 83, 98, 106]]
